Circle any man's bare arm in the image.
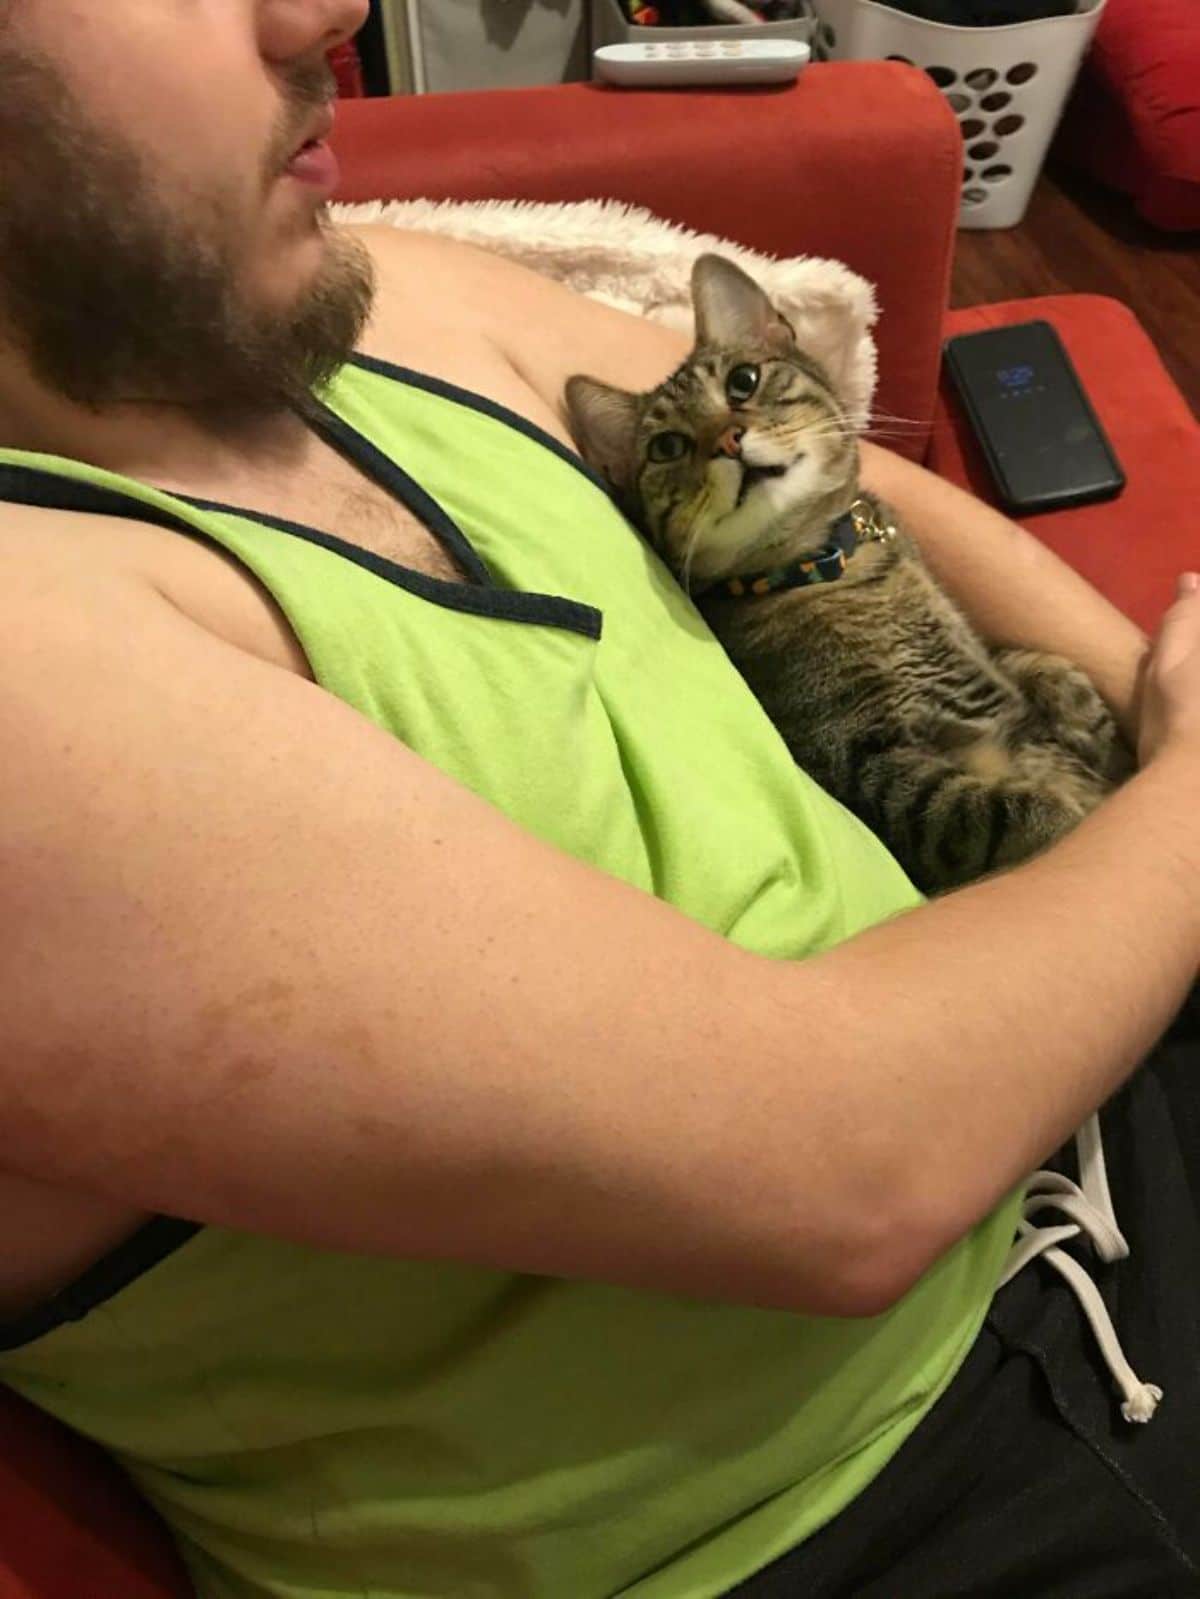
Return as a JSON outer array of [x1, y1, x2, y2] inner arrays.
[[3, 545, 1199, 1319]]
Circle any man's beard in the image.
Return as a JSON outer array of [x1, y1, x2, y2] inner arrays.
[[0, 49, 375, 433]]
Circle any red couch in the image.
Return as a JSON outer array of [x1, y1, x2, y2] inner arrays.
[[1055, 0, 1200, 232], [3, 63, 1198, 1599]]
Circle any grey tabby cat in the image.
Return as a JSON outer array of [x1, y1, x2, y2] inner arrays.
[[566, 253, 1131, 894]]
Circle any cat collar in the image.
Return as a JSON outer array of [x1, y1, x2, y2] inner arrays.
[[712, 499, 896, 600]]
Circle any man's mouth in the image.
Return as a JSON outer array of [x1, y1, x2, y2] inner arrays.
[[293, 105, 336, 157], [283, 107, 339, 191]]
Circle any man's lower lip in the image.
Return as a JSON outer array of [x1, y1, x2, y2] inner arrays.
[[284, 139, 340, 193]]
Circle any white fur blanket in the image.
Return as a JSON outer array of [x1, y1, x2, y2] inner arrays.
[[332, 198, 878, 430]]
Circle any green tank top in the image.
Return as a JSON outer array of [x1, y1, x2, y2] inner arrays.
[[0, 355, 1021, 1599]]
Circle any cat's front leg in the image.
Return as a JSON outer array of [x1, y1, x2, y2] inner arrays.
[[993, 647, 1133, 785], [852, 742, 1094, 894]]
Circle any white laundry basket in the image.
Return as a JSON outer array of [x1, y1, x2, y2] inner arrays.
[[809, 0, 1106, 227]]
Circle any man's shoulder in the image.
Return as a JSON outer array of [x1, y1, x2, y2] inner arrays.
[[341, 222, 510, 341], [337, 221, 688, 412]]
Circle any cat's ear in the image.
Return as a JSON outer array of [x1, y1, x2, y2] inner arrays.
[[565, 375, 642, 490], [691, 254, 795, 355]]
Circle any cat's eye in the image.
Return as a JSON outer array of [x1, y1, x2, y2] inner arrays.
[[726, 364, 761, 405], [646, 431, 691, 464]]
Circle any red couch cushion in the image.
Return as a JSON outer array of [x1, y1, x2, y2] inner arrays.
[[931, 293, 1200, 634], [0, 1386, 192, 1599], [1056, 0, 1200, 231]]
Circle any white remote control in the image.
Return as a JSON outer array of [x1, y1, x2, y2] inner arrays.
[[594, 37, 810, 88]]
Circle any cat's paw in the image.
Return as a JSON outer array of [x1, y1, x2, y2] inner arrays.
[[997, 649, 1122, 776], [999, 648, 1098, 715]]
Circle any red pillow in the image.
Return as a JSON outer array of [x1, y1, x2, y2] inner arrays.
[[1057, 0, 1200, 230], [0, 1386, 192, 1599]]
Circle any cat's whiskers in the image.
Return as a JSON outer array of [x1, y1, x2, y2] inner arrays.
[[678, 487, 727, 596], [861, 407, 937, 444], [868, 406, 934, 429], [784, 418, 856, 440]]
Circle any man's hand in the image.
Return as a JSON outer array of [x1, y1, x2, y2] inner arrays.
[[1138, 574, 1200, 768]]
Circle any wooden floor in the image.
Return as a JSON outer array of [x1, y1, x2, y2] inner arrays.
[[950, 166, 1200, 417]]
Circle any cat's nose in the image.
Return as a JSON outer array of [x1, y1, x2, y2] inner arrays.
[[715, 427, 745, 459]]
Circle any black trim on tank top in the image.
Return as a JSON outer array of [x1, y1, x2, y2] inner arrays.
[[346, 351, 616, 502], [0, 461, 506, 626], [172, 393, 603, 639], [176, 486, 602, 639], [0, 1218, 202, 1352], [0, 463, 233, 544], [0, 387, 606, 640], [310, 403, 491, 585]]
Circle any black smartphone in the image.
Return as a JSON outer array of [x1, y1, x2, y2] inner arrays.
[[942, 321, 1125, 514]]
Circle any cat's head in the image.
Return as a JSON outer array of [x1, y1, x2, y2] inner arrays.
[[566, 253, 859, 589]]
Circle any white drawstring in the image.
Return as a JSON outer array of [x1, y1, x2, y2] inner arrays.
[[997, 1113, 1163, 1425]]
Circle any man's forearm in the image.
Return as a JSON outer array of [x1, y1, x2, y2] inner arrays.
[[860, 441, 1148, 742], [772, 746, 1200, 1307]]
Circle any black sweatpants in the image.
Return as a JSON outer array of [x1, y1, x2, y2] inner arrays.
[[727, 988, 1200, 1597]]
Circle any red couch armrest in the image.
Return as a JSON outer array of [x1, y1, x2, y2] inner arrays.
[[1055, 0, 1200, 232], [0, 1385, 192, 1599], [331, 65, 962, 461]]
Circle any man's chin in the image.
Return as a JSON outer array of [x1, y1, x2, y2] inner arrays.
[[191, 225, 375, 427], [249, 214, 337, 323]]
